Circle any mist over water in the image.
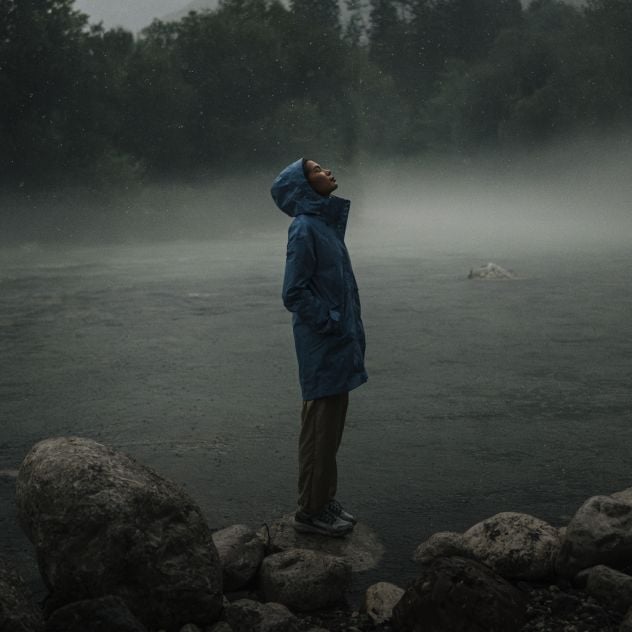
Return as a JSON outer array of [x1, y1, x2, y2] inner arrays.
[[1, 137, 632, 599]]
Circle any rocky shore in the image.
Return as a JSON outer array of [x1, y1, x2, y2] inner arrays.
[[2, 437, 632, 631]]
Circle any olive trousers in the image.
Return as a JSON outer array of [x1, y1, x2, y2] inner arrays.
[[297, 391, 349, 515]]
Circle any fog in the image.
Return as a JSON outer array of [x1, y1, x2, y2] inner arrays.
[[347, 134, 632, 257], [4, 133, 631, 255]]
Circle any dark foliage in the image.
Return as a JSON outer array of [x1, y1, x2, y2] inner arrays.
[[0, 0, 630, 186]]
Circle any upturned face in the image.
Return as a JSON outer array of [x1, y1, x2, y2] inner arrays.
[[304, 159, 338, 196]]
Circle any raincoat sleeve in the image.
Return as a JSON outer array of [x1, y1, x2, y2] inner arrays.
[[282, 222, 340, 334]]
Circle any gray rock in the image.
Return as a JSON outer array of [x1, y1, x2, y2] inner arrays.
[[259, 513, 383, 572], [224, 599, 297, 632], [557, 495, 632, 576], [45, 595, 147, 632], [16, 437, 223, 631], [612, 488, 632, 504], [362, 581, 405, 624], [259, 548, 351, 611], [206, 623, 233, 632], [462, 511, 560, 580], [0, 556, 45, 632], [180, 625, 202, 632], [212, 525, 265, 591], [575, 565, 632, 613], [392, 556, 527, 632], [413, 531, 470, 564], [467, 262, 516, 280], [621, 606, 632, 632]]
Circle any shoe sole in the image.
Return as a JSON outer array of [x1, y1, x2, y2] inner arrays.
[[292, 520, 353, 538], [340, 514, 357, 525]]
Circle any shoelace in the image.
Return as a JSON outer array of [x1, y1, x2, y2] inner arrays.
[[327, 499, 343, 514], [315, 509, 338, 525]]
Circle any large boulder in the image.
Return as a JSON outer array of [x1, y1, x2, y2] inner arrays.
[[224, 599, 298, 632], [212, 525, 265, 591], [557, 495, 632, 577], [259, 548, 351, 611], [462, 512, 561, 580], [392, 556, 527, 632], [0, 556, 44, 632], [259, 513, 383, 572], [16, 437, 223, 631], [45, 596, 147, 632]]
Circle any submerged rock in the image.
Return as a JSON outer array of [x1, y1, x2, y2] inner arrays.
[[16, 436, 223, 631], [467, 262, 516, 280], [392, 556, 527, 632], [260, 513, 384, 572], [259, 548, 351, 612]]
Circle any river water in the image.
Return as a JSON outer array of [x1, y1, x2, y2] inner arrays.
[[1, 184, 631, 602]]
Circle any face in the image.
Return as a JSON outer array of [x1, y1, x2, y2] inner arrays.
[[304, 159, 338, 196]]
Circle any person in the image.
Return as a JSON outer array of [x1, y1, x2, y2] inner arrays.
[[270, 158, 368, 537]]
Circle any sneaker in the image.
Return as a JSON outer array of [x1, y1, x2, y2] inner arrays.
[[293, 508, 353, 537], [326, 499, 357, 525]]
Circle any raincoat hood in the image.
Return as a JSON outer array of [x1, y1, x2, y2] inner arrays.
[[271, 158, 349, 229]]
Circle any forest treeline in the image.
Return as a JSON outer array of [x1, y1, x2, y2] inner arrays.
[[1, 0, 631, 187]]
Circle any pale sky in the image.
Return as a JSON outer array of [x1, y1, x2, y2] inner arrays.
[[74, 0, 585, 33], [74, 0, 194, 32]]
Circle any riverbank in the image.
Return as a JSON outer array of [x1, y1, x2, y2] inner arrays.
[[3, 437, 632, 631]]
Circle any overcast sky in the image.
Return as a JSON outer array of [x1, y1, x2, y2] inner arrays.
[[74, 0, 585, 33], [74, 0, 194, 32]]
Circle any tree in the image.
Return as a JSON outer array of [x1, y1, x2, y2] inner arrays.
[[0, 0, 89, 183]]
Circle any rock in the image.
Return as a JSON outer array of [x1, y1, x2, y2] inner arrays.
[[612, 487, 632, 504], [621, 606, 632, 632], [467, 262, 516, 280], [224, 598, 298, 632], [259, 513, 383, 572], [462, 512, 561, 580], [16, 437, 223, 631], [392, 556, 527, 632], [212, 525, 265, 591], [45, 595, 147, 632], [0, 556, 45, 632], [362, 581, 405, 625], [557, 495, 632, 576], [413, 531, 470, 564], [575, 565, 632, 613], [206, 623, 233, 632], [259, 548, 351, 611], [180, 625, 202, 632]]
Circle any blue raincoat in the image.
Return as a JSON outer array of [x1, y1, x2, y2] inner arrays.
[[271, 158, 368, 401]]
